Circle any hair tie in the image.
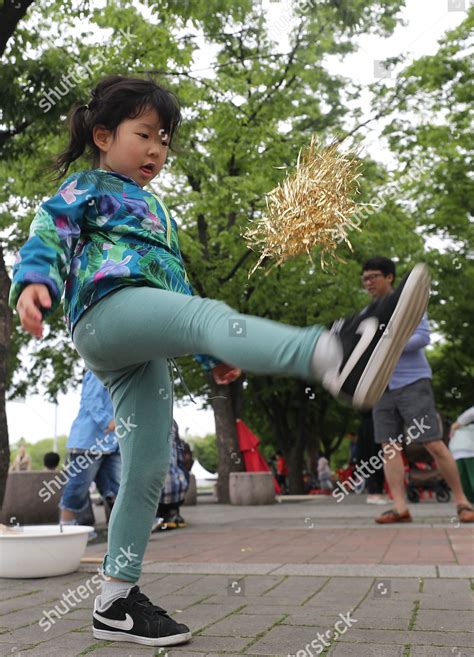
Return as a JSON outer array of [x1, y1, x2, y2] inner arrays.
[[84, 103, 89, 110]]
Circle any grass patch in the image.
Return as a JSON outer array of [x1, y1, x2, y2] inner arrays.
[[408, 600, 420, 631]]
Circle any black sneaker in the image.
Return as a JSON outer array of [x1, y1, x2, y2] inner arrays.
[[93, 585, 192, 647], [323, 263, 430, 409]]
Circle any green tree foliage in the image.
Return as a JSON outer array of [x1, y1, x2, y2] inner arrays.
[[374, 8, 473, 416], [188, 433, 218, 474]]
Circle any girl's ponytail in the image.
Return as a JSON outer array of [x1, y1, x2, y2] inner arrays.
[[52, 104, 94, 180]]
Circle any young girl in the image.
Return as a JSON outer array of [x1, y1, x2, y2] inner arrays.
[[10, 75, 430, 648]]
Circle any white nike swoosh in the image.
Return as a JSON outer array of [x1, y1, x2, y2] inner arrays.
[[93, 611, 134, 631], [325, 317, 379, 393]]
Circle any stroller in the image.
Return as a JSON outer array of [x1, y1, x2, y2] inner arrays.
[[403, 423, 451, 503]]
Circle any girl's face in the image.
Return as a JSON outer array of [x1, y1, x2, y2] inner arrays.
[[93, 107, 170, 187]]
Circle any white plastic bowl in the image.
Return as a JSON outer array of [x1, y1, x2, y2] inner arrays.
[[0, 525, 94, 578]]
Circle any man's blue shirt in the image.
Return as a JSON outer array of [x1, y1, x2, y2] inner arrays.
[[67, 370, 118, 452], [389, 314, 432, 390]]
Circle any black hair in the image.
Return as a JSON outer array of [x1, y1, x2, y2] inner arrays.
[[53, 75, 182, 179], [43, 451, 60, 469], [362, 256, 396, 281]]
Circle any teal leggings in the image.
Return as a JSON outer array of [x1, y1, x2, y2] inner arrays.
[[73, 287, 323, 581]]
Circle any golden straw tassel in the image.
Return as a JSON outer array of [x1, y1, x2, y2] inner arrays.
[[243, 137, 364, 276]]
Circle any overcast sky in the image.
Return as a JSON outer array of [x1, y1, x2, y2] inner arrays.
[[6, 0, 467, 446]]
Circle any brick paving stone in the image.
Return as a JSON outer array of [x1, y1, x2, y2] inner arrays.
[[328, 643, 406, 657], [0, 644, 35, 657], [0, 604, 65, 629], [0, 592, 59, 616], [337, 628, 474, 647], [81, 647, 166, 656], [305, 592, 367, 608], [410, 648, 474, 657], [355, 602, 414, 618], [422, 579, 473, 595], [199, 612, 285, 637], [0, 619, 89, 646], [365, 578, 422, 602], [141, 562, 279, 576], [143, 593, 215, 611], [238, 575, 289, 596], [332, 614, 410, 631], [246, 623, 341, 656], [415, 609, 474, 632], [0, 630, 97, 655], [0, 573, 87, 591], [165, 574, 246, 597], [328, 644, 404, 657], [169, 603, 245, 633], [167, 652, 217, 657], [237, 604, 304, 616], [2, 647, 71, 657], [261, 577, 328, 605], [175, 634, 250, 652], [65, 606, 93, 621], [141, 574, 208, 596], [0, 590, 39, 604], [418, 594, 474, 610], [280, 608, 351, 627], [201, 594, 296, 607]]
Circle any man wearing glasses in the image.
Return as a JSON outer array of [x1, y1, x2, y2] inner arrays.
[[360, 256, 474, 524]]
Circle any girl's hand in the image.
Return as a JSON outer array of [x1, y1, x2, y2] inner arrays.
[[212, 363, 242, 385], [105, 419, 116, 434], [16, 284, 52, 338]]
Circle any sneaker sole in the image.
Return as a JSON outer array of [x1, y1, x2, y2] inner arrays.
[[352, 264, 430, 409], [162, 522, 177, 529], [375, 516, 413, 524], [93, 627, 192, 646]]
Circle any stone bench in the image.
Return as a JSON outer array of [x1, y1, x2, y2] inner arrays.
[[0, 471, 65, 525], [229, 472, 276, 505], [182, 474, 197, 506]]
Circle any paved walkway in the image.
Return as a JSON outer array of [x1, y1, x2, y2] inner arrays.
[[0, 496, 473, 656]]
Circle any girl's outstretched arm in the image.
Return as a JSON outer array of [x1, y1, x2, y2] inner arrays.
[[9, 172, 94, 326], [16, 283, 52, 338]]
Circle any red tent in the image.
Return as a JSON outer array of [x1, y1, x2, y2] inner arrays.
[[235, 419, 281, 494]]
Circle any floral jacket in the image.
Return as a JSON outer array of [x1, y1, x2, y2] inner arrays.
[[9, 168, 218, 370]]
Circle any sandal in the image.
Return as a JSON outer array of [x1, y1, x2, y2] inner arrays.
[[457, 504, 474, 523], [375, 509, 412, 524]]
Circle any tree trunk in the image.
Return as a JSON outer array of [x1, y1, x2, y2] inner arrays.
[[0, 246, 12, 509], [306, 434, 321, 475], [208, 375, 244, 503], [287, 444, 305, 494], [285, 385, 307, 494]]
